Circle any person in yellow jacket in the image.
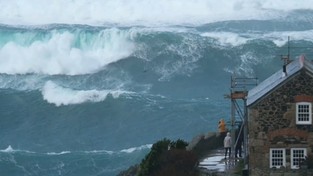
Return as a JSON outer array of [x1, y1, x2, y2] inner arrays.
[[218, 119, 227, 138]]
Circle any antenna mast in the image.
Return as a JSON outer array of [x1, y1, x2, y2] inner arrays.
[[287, 36, 290, 62], [281, 36, 292, 75], [282, 36, 291, 65]]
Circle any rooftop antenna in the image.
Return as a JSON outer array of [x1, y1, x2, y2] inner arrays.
[[281, 36, 291, 76], [287, 36, 290, 61]]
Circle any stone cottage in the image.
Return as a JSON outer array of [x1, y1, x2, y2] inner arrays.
[[246, 55, 313, 175]]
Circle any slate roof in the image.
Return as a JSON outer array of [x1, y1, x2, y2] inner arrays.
[[247, 55, 313, 106]]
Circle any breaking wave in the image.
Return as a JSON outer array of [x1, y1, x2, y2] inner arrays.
[[1, 0, 313, 26], [42, 81, 130, 106]]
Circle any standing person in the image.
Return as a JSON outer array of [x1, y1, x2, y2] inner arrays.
[[235, 126, 243, 158], [218, 119, 227, 138], [224, 132, 232, 159], [235, 135, 243, 158]]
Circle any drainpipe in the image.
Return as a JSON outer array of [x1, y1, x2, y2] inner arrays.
[[243, 98, 249, 175], [231, 98, 235, 158]]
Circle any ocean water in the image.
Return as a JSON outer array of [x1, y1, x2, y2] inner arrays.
[[1, 0, 313, 175]]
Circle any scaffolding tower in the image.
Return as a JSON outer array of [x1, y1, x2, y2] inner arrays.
[[225, 76, 258, 169]]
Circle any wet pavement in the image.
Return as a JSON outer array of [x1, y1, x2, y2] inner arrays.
[[198, 148, 242, 175]]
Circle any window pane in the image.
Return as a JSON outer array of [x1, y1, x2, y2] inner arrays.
[[296, 103, 312, 124], [271, 149, 284, 168], [291, 148, 306, 169]]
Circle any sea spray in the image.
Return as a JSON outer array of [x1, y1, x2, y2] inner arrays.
[[0, 1, 313, 176]]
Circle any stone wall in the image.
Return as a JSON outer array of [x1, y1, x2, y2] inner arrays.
[[187, 132, 223, 158], [248, 71, 313, 175]]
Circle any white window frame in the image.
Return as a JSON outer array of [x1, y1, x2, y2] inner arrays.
[[296, 102, 312, 125], [291, 148, 307, 169], [270, 148, 286, 168]]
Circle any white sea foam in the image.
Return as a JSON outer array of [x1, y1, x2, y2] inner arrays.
[[264, 30, 313, 47], [201, 32, 250, 47], [153, 34, 202, 81], [0, 145, 151, 156], [0, 145, 35, 154], [42, 81, 128, 106], [0, 146, 113, 156], [0, 145, 15, 153], [47, 151, 71, 155], [0, 74, 46, 91], [223, 51, 263, 77], [84, 150, 114, 155], [0, 0, 311, 26], [201, 29, 313, 47], [120, 144, 152, 153], [238, 52, 262, 76], [0, 29, 135, 75], [80, 145, 151, 155]]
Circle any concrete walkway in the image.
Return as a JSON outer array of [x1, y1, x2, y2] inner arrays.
[[198, 148, 242, 176]]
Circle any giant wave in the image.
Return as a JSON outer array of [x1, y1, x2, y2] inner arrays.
[[1, 1, 313, 176]]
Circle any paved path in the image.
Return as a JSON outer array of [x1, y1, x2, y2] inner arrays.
[[198, 148, 242, 175]]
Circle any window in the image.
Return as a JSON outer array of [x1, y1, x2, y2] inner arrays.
[[270, 148, 285, 168], [291, 148, 307, 169], [296, 102, 312, 125]]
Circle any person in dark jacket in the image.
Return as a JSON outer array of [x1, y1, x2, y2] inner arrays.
[[235, 125, 243, 158]]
